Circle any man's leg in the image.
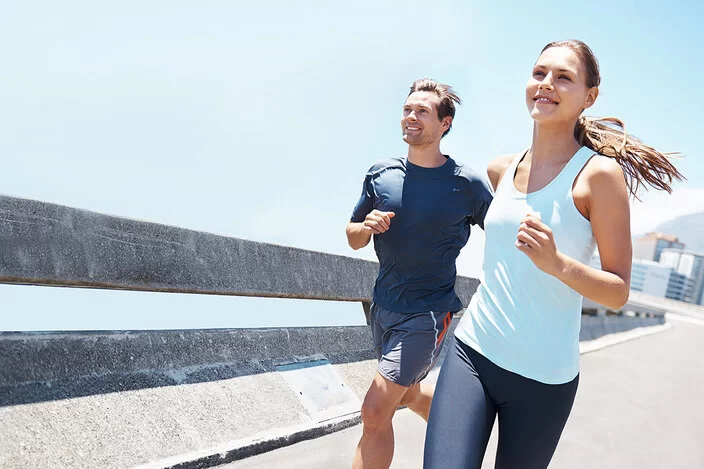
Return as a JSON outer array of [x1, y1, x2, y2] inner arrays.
[[352, 372, 410, 469], [354, 307, 453, 468], [398, 380, 434, 421], [397, 311, 454, 421]]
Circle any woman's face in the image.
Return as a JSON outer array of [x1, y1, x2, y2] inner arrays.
[[526, 46, 597, 125]]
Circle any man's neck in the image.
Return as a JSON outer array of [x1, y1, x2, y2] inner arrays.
[[407, 144, 446, 168]]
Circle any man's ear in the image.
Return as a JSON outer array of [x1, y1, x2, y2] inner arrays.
[[584, 87, 599, 109], [442, 116, 452, 130]]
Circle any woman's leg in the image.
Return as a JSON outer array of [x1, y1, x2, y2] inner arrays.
[[424, 339, 497, 469], [494, 373, 579, 469]]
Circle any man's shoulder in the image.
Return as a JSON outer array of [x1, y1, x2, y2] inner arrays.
[[449, 158, 489, 185], [366, 156, 406, 176]]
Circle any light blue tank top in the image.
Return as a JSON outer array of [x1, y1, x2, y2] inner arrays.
[[455, 146, 598, 384]]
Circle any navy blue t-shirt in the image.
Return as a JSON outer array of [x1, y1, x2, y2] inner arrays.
[[351, 156, 493, 314]]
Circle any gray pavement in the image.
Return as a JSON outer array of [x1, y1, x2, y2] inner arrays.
[[223, 318, 703, 469]]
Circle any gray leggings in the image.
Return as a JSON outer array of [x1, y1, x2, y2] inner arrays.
[[424, 338, 579, 469]]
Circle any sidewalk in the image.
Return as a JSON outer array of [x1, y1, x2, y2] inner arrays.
[[223, 318, 704, 469]]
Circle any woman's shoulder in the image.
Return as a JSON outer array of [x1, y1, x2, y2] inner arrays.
[[489, 153, 518, 171], [487, 153, 520, 191], [582, 153, 626, 185], [573, 153, 628, 212]]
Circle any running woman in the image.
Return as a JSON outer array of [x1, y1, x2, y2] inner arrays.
[[424, 40, 684, 469]]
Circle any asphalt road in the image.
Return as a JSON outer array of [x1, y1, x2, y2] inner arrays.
[[223, 317, 704, 469]]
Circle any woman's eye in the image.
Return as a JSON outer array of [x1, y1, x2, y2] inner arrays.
[[559, 75, 571, 81], [533, 71, 545, 77]]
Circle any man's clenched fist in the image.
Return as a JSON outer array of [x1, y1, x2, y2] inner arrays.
[[363, 210, 396, 234]]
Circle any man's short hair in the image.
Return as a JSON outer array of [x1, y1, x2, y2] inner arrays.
[[408, 79, 461, 137]]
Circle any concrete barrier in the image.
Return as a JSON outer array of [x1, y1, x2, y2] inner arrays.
[[0, 326, 378, 407], [579, 315, 665, 341], [1, 313, 667, 469], [0, 325, 377, 468]]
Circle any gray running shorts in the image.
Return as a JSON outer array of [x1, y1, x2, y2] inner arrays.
[[369, 302, 454, 388]]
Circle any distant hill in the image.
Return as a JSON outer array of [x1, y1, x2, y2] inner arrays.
[[655, 211, 704, 253]]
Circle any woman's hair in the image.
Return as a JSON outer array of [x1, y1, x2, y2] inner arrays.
[[542, 40, 684, 198]]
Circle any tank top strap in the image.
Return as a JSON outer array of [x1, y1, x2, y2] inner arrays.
[[497, 147, 596, 197], [495, 149, 529, 194], [551, 146, 596, 195]]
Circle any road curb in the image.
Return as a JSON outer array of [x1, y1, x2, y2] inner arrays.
[[578, 322, 672, 354], [134, 413, 362, 469], [665, 312, 704, 326]]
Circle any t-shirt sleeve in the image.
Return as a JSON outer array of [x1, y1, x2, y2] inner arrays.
[[469, 175, 494, 229], [350, 174, 375, 222]]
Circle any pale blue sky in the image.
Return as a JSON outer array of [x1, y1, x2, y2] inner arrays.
[[1, 1, 702, 331]]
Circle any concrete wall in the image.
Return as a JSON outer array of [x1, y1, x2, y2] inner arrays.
[[579, 315, 665, 341], [1, 326, 378, 468], [0, 327, 378, 406], [1, 313, 667, 469]]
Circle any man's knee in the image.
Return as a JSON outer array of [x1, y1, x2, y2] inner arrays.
[[360, 377, 405, 432], [360, 396, 395, 432]]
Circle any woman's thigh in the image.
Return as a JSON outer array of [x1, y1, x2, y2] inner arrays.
[[494, 373, 579, 469], [424, 339, 497, 469]]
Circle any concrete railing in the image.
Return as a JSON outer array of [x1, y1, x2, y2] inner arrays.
[[0, 194, 479, 319], [0, 195, 673, 469]]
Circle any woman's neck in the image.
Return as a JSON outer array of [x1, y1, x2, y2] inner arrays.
[[529, 120, 582, 164]]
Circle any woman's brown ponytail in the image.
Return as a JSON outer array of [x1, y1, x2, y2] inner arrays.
[[574, 116, 683, 198], [544, 40, 685, 198]]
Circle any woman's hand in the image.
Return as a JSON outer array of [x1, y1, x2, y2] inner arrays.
[[515, 213, 566, 276]]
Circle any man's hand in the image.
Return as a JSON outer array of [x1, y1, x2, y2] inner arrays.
[[346, 210, 396, 250], [363, 210, 396, 234]]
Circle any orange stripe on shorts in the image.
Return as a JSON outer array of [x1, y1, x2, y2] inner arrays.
[[435, 312, 453, 346]]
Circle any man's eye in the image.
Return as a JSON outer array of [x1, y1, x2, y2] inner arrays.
[[533, 71, 545, 77]]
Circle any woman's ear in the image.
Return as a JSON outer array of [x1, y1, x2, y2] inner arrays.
[[584, 87, 599, 109]]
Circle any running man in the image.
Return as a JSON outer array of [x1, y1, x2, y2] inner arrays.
[[346, 78, 493, 469]]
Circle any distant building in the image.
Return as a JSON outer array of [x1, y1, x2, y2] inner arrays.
[[630, 259, 694, 302], [633, 232, 685, 262], [659, 249, 704, 305], [633, 232, 684, 262]]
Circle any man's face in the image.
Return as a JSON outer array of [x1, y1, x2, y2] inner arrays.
[[401, 91, 450, 147]]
